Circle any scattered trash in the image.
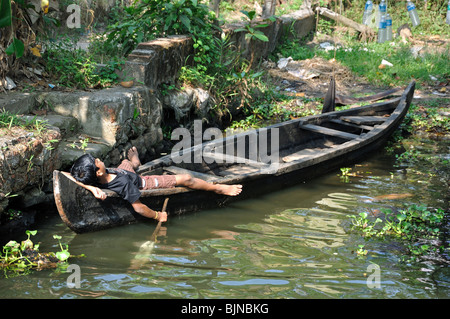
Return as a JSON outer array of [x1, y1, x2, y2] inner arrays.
[[447, 0, 450, 24], [48, 84, 55, 89], [2, 77, 17, 90], [406, 0, 420, 27], [319, 42, 336, 51], [377, 14, 387, 43], [362, 0, 374, 25], [27, 67, 43, 76], [410, 46, 423, 58], [287, 69, 320, 80], [277, 57, 293, 70], [429, 75, 438, 81], [386, 13, 393, 41], [381, 59, 393, 66], [378, 59, 393, 69], [379, 0, 387, 18]]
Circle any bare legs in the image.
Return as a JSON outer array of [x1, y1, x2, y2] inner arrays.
[[128, 146, 243, 196], [174, 174, 243, 196]]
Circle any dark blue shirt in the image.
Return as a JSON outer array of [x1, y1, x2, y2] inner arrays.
[[100, 168, 142, 203]]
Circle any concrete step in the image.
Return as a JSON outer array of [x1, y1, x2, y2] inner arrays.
[[58, 137, 112, 169], [35, 85, 163, 147]]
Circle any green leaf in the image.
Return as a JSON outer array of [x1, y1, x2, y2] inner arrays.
[[0, 0, 12, 28], [251, 71, 264, 78], [180, 14, 191, 30], [26, 230, 37, 237], [6, 38, 25, 58], [246, 10, 256, 20], [253, 33, 269, 42], [240, 10, 250, 19], [56, 250, 70, 262]]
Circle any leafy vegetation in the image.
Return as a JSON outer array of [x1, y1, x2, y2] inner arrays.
[[104, 0, 217, 58], [0, 110, 48, 133], [43, 36, 123, 89], [317, 42, 449, 87], [348, 204, 446, 262], [0, 230, 79, 277]]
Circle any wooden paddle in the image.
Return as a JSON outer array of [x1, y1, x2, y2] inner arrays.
[[150, 198, 169, 243]]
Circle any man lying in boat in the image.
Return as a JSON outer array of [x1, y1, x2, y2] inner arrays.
[[62, 147, 243, 222]]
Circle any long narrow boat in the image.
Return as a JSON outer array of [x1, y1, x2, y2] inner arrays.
[[53, 81, 415, 233]]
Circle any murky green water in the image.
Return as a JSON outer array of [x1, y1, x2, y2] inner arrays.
[[1, 142, 449, 299]]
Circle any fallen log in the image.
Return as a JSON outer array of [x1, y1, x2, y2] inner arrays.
[[316, 7, 376, 41]]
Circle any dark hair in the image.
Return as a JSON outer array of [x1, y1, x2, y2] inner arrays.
[[70, 154, 99, 186]]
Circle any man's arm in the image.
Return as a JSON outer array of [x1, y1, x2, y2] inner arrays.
[[131, 200, 167, 222], [61, 171, 107, 200]]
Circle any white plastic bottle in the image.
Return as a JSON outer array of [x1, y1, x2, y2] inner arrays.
[[378, 14, 386, 43], [362, 0, 374, 25], [406, 1, 420, 27], [386, 13, 392, 41], [379, 0, 387, 14], [446, 0, 450, 25], [378, 0, 386, 22]]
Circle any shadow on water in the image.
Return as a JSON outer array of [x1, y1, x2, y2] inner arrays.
[[0, 148, 449, 298]]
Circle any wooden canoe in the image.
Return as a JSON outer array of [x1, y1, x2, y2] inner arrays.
[[53, 81, 415, 233]]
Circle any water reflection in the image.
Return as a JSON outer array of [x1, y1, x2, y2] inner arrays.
[[0, 152, 449, 298]]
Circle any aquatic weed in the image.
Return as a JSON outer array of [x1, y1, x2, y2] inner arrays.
[[348, 204, 446, 262]]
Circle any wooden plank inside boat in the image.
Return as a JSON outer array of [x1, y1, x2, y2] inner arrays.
[[282, 146, 336, 163], [163, 166, 220, 183], [202, 152, 268, 167], [299, 123, 360, 140], [341, 115, 388, 125], [218, 164, 261, 176], [329, 119, 374, 131]]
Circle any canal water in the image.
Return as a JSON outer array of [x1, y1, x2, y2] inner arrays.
[[0, 139, 449, 299]]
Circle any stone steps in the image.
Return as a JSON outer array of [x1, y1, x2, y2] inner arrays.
[[22, 112, 111, 168]]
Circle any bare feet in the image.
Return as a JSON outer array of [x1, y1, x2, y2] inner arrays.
[[214, 184, 243, 196], [174, 174, 243, 196], [128, 146, 141, 170]]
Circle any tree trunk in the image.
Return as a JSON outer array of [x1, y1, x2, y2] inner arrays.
[[316, 6, 376, 40], [262, 0, 276, 18], [209, 0, 220, 18]]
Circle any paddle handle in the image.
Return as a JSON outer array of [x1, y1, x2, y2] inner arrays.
[[150, 198, 169, 242]]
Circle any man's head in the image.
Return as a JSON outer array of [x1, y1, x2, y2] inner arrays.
[[70, 154, 99, 185]]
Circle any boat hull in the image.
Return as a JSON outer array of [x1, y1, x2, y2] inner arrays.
[[53, 82, 415, 233]]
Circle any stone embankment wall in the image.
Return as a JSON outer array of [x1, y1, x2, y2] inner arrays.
[[0, 8, 314, 230]]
